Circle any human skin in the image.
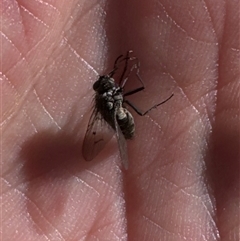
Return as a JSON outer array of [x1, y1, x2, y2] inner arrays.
[[1, 0, 239, 240]]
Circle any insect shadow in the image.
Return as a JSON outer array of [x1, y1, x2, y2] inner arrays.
[[82, 50, 173, 169]]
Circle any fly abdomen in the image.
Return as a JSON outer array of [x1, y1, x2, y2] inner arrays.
[[117, 108, 135, 139]]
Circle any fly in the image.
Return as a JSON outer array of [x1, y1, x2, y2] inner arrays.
[[82, 50, 173, 169]]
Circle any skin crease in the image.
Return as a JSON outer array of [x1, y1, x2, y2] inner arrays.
[[1, 0, 239, 240]]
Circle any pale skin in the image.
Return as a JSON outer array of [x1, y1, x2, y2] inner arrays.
[[1, 0, 239, 240]]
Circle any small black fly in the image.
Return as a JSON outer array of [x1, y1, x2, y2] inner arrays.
[[82, 51, 173, 169]]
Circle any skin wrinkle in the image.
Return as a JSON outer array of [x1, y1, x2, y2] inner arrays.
[[3, 7, 58, 80], [5, 106, 38, 134], [145, 144, 217, 234], [167, 127, 203, 174], [204, 1, 226, 44], [174, 187, 216, 227], [33, 88, 62, 130], [157, 1, 217, 45], [14, 1, 27, 40], [214, 109, 239, 128], [129, 112, 165, 145], [141, 144, 171, 174], [86, 170, 105, 180], [20, 6, 50, 29], [2, 79, 38, 132], [184, 2, 196, 22], [167, 116, 203, 148], [158, 1, 191, 36], [1, 31, 24, 60], [152, 179, 201, 208], [4, 33, 49, 77], [127, 108, 172, 168], [199, 200, 218, 234], [26, 170, 101, 204], [64, 3, 108, 65], [200, 0, 217, 37], [0, 177, 21, 196], [1, 152, 23, 176], [151, 3, 220, 121], [146, 116, 162, 133], [86, 170, 118, 194], [0, 76, 15, 127], [183, 218, 208, 241], [199, 91, 218, 126], [201, 187, 217, 213], [142, 214, 186, 240], [91, 217, 124, 239], [34, 0, 61, 14], [220, 103, 239, 118], [26, 31, 52, 62], [230, 47, 240, 52], [185, 35, 216, 46], [217, 77, 239, 95], [4, 1, 61, 79], [178, 74, 217, 107], [64, 38, 98, 75], [26, 167, 109, 240], [86, 206, 116, 238], [110, 230, 121, 240], [89, 217, 120, 237], [180, 192, 218, 240], [69, 172, 117, 217], [162, 64, 217, 130], [134, 145, 174, 176], [4, 184, 65, 240], [1, 32, 29, 75], [219, 110, 239, 124], [189, 84, 218, 109], [69, 193, 100, 237], [67, 1, 101, 29], [166, 177, 200, 194], [4, 8, 98, 132], [74, 171, 126, 218], [177, 85, 213, 128], [4, 54, 28, 76], [79, 171, 127, 238], [200, 191, 217, 214], [4, 1, 63, 77], [1, 176, 32, 197], [71, 174, 101, 196]]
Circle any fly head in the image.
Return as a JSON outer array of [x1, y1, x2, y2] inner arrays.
[[93, 75, 116, 94]]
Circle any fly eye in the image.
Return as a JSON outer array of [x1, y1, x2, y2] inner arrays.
[[93, 79, 101, 91], [93, 76, 115, 93]]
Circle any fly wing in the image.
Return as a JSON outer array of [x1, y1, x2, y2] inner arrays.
[[82, 108, 114, 161], [113, 110, 128, 169]]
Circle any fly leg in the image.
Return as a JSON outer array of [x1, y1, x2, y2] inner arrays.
[[121, 52, 145, 94], [120, 51, 173, 114], [108, 54, 124, 77], [123, 63, 145, 96], [125, 94, 174, 116], [118, 50, 132, 87], [109, 50, 133, 78]]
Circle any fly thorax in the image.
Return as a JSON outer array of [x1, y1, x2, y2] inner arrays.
[[113, 93, 123, 102], [102, 92, 114, 101], [102, 91, 112, 98], [106, 101, 114, 110], [102, 92, 114, 110]]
